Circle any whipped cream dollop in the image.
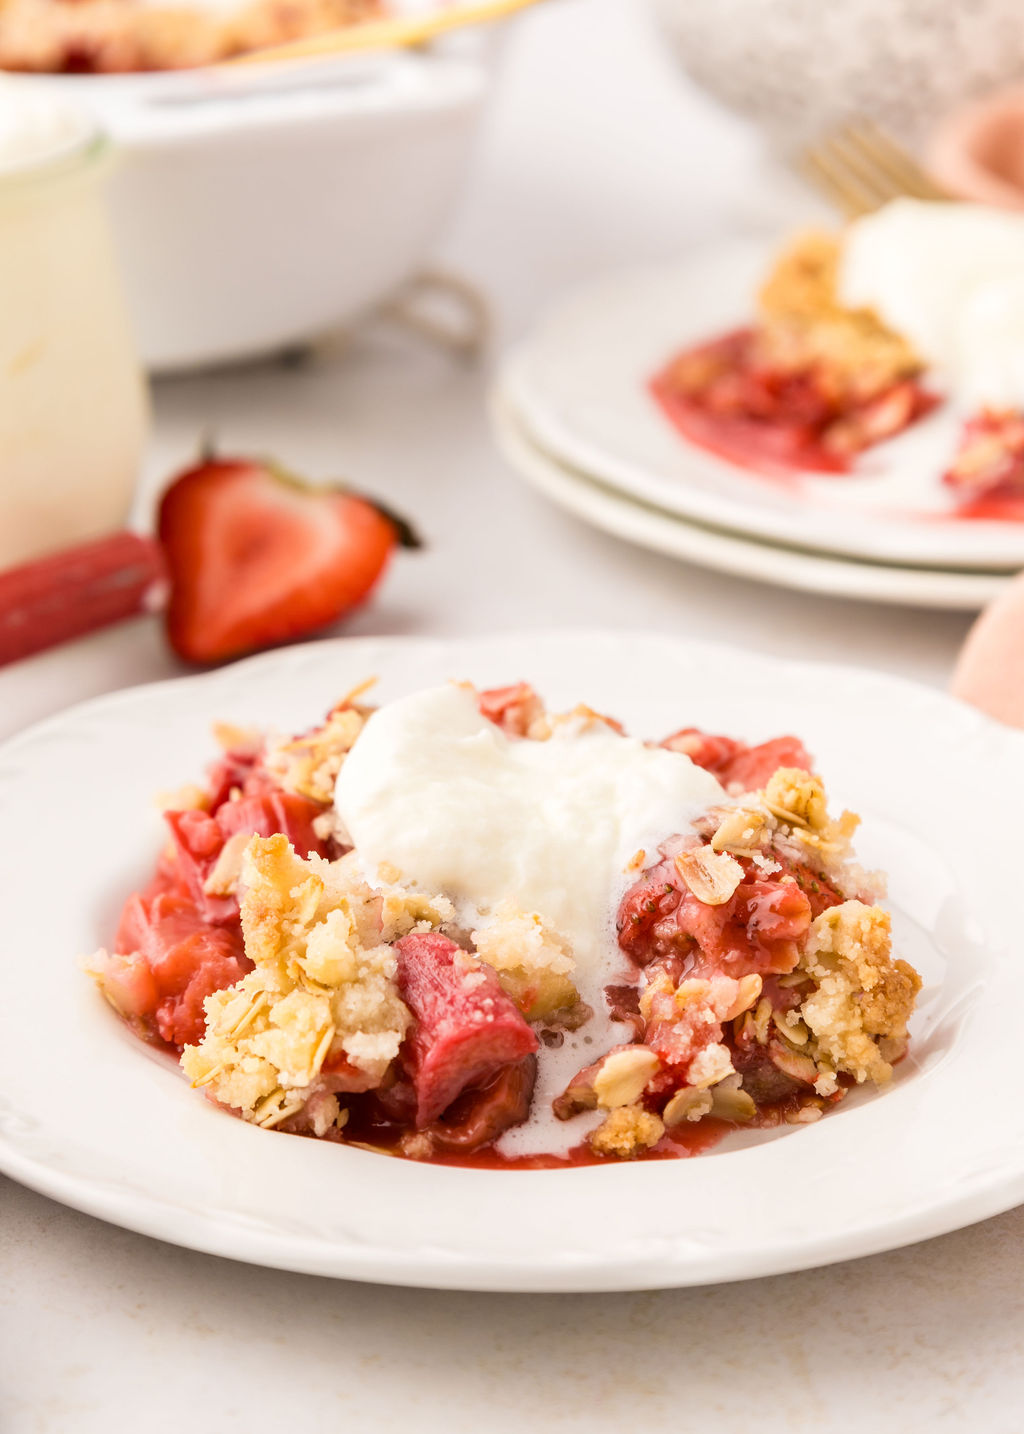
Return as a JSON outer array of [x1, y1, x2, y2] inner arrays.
[[334, 683, 727, 1159], [334, 683, 725, 977], [0, 79, 95, 174], [838, 198, 1024, 410]]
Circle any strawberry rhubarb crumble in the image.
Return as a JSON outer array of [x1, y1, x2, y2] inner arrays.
[[651, 228, 938, 478], [85, 680, 920, 1166], [0, 0, 380, 73], [652, 199, 1024, 519]]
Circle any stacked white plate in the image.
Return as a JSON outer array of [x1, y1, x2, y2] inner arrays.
[[494, 240, 1024, 610]]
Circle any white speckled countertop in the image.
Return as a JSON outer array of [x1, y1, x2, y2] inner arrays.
[[2, 1, 1021, 1428]]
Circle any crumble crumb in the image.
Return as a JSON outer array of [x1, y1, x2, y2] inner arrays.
[[688, 1042, 735, 1089], [592, 1047, 661, 1109], [705, 766, 876, 898], [471, 903, 578, 1020], [588, 1103, 665, 1159], [674, 845, 744, 905], [264, 701, 371, 805], [798, 901, 921, 1085], [155, 782, 209, 813], [756, 230, 922, 402]]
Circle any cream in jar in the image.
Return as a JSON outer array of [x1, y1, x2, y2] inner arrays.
[[0, 79, 148, 568]]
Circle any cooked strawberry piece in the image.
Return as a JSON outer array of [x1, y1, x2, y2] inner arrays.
[[165, 788, 328, 924], [617, 867, 686, 966], [105, 890, 249, 1047], [662, 727, 812, 790], [675, 874, 812, 977], [617, 845, 817, 976], [394, 932, 539, 1128], [215, 788, 327, 853], [721, 737, 813, 791], [662, 728, 744, 773], [154, 932, 249, 1047], [651, 331, 850, 477], [766, 851, 845, 919], [158, 455, 418, 664], [115, 891, 194, 960], [164, 810, 239, 926], [477, 682, 544, 737], [641, 967, 742, 1077]]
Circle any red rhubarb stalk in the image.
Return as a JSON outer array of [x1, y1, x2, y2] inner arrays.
[[0, 531, 166, 667]]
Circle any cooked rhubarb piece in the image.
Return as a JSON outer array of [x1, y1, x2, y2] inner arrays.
[[164, 789, 328, 924], [91, 890, 249, 1047], [0, 530, 165, 669], [394, 932, 539, 1128], [411, 1057, 539, 1154]]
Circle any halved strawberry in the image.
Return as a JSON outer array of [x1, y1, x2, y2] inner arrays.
[[157, 456, 419, 664]]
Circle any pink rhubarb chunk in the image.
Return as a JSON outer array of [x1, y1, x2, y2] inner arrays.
[[107, 890, 249, 1047], [164, 789, 328, 925], [394, 932, 539, 1127]]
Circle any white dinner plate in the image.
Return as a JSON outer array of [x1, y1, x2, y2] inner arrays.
[[501, 241, 1024, 571], [493, 390, 1010, 611], [1, 632, 1021, 1291]]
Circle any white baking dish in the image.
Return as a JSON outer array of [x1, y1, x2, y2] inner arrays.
[[27, 49, 488, 371]]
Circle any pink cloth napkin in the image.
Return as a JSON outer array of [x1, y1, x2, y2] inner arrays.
[[951, 570, 1024, 727], [928, 87, 1024, 209], [924, 91, 1024, 724]]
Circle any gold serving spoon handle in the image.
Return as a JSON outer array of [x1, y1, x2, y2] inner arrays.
[[230, 0, 550, 67]]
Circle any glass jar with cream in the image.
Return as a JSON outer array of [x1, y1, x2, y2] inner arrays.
[[0, 81, 148, 569]]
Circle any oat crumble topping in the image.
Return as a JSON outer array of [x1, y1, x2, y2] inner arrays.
[[181, 834, 416, 1128], [757, 231, 923, 402]]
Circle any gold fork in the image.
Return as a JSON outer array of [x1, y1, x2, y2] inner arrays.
[[801, 119, 949, 218]]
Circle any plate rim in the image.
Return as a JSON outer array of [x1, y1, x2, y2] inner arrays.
[[492, 386, 1008, 611], [501, 243, 1024, 573], [5, 1134, 1024, 1293]]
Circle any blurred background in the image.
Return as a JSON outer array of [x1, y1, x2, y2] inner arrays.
[[5, 5, 1024, 1432], [9, 0, 1024, 693], [6, 0, 1024, 694]]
